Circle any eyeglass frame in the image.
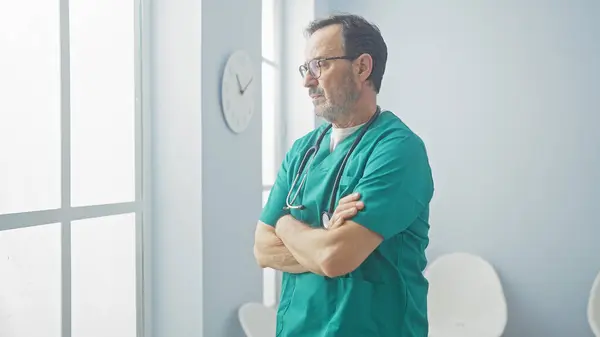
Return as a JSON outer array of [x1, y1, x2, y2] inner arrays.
[[298, 55, 358, 79]]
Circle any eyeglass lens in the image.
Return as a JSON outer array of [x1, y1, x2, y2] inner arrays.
[[308, 60, 320, 78], [300, 60, 320, 79]]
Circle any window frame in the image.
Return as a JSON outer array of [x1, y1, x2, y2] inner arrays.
[[0, 0, 150, 336], [261, 0, 285, 308]]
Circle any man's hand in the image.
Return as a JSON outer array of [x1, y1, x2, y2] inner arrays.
[[328, 192, 364, 229], [254, 221, 308, 273], [273, 192, 377, 277]]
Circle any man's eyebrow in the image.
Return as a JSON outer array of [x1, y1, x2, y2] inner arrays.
[[306, 55, 332, 63], [304, 55, 324, 63]]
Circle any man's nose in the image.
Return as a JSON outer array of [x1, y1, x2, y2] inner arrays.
[[303, 73, 318, 88]]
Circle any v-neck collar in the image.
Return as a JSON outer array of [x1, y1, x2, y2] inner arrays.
[[312, 126, 362, 171]]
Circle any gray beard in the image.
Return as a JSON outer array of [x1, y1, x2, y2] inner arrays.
[[320, 103, 349, 123], [319, 92, 358, 124], [314, 72, 359, 124]]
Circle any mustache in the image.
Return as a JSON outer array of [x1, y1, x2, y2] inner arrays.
[[309, 87, 324, 96]]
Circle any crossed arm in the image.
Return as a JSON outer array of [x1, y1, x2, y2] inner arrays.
[[254, 133, 434, 277], [253, 222, 309, 274], [253, 193, 383, 277], [276, 214, 383, 277]]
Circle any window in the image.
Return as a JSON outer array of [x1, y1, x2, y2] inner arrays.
[[0, 1, 146, 336], [261, 0, 281, 308]]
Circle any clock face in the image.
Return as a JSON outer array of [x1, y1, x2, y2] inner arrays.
[[221, 50, 256, 134]]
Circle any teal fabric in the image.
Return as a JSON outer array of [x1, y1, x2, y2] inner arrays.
[[260, 110, 434, 336]]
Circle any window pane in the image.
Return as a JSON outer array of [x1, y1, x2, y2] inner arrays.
[[0, 224, 62, 337], [71, 213, 137, 337], [0, 1, 61, 215], [263, 268, 277, 307], [261, 188, 277, 307], [262, 0, 275, 61], [69, 0, 135, 207], [262, 62, 276, 186], [262, 188, 270, 207]]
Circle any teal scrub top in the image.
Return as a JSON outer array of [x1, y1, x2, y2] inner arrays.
[[260, 110, 434, 337]]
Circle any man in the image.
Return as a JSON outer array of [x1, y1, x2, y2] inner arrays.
[[253, 14, 434, 337]]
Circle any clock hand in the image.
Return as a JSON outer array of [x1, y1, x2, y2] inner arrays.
[[235, 74, 244, 94], [241, 76, 254, 94]]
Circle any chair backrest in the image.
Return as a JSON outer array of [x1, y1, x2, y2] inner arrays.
[[238, 302, 277, 337], [424, 252, 507, 336], [589, 270, 600, 336]]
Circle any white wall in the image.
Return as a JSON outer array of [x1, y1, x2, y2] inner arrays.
[[200, 0, 263, 336], [149, 0, 204, 335], [325, 1, 600, 336], [150, 0, 265, 336]]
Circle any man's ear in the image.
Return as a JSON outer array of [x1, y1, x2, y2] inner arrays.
[[356, 53, 373, 82]]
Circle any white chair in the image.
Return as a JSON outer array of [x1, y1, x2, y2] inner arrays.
[[424, 252, 507, 337], [589, 270, 600, 337], [238, 302, 277, 337]]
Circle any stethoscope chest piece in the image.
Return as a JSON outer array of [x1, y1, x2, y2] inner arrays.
[[321, 212, 331, 229]]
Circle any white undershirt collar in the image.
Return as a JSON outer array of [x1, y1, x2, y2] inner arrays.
[[329, 123, 365, 151]]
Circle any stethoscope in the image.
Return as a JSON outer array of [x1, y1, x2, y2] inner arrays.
[[283, 107, 381, 228]]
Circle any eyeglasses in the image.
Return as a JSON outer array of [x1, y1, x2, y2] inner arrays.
[[299, 56, 356, 79]]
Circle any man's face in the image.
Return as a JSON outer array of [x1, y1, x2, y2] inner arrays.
[[303, 25, 360, 124]]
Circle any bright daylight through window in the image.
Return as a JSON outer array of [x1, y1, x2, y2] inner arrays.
[[261, 0, 280, 308], [0, 1, 145, 337]]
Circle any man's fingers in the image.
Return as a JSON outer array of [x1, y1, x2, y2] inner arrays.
[[334, 200, 364, 214], [338, 192, 361, 205], [332, 206, 358, 226], [327, 195, 364, 229], [331, 210, 352, 228]]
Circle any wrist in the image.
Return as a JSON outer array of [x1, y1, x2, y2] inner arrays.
[[275, 215, 291, 237]]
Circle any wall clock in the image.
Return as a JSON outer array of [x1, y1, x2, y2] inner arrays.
[[220, 49, 256, 133]]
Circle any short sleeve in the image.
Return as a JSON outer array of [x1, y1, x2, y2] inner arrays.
[[259, 148, 294, 227], [350, 133, 434, 240]]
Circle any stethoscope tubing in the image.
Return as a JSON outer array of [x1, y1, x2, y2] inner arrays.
[[324, 108, 380, 216], [284, 107, 381, 221]]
